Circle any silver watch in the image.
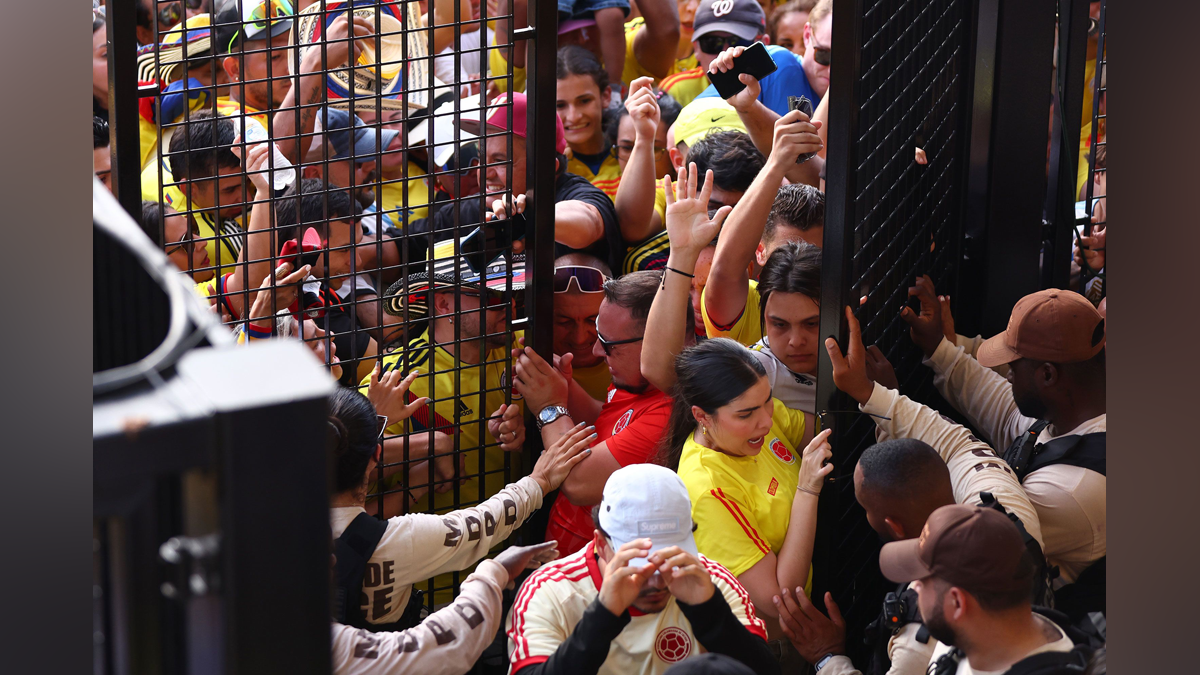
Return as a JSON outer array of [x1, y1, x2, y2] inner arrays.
[[535, 405, 571, 430], [814, 654, 836, 671]]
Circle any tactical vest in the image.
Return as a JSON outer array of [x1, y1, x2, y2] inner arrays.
[[334, 512, 427, 632], [1003, 422, 1106, 621], [929, 607, 1104, 675]]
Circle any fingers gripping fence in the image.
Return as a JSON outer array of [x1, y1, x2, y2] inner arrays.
[[817, 0, 974, 660], [115, 0, 559, 613]]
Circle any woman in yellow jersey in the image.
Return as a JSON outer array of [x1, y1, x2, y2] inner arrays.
[[658, 338, 833, 640], [557, 46, 624, 202]]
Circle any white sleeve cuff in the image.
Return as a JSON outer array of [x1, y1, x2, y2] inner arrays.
[[924, 336, 960, 374], [861, 381, 895, 418]]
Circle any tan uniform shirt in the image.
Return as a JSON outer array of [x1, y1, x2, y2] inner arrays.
[[925, 338, 1106, 583], [330, 476, 543, 625], [331, 560, 508, 675]]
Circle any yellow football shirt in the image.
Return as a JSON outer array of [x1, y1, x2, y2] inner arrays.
[[676, 398, 812, 595], [660, 67, 710, 109], [701, 280, 762, 346], [567, 152, 623, 201], [571, 361, 612, 402], [621, 187, 670, 274], [378, 161, 432, 225], [142, 160, 245, 276], [621, 18, 699, 89], [487, 39, 527, 94]]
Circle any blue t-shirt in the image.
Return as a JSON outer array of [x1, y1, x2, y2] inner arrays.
[[694, 45, 820, 117]]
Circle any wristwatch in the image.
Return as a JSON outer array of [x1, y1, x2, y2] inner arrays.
[[535, 405, 571, 430], [814, 654, 836, 671]]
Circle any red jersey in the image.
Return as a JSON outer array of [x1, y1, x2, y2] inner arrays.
[[545, 385, 673, 555]]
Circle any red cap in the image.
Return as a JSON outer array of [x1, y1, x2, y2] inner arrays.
[[459, 93, 567, 154], [976, 289, 1105, 368]]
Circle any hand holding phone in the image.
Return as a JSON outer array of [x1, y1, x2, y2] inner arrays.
[[788, 96, 817, 164], [709, 42, 777, 101]]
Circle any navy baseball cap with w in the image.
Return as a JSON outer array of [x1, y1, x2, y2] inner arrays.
[[693, 0, 767, 42]]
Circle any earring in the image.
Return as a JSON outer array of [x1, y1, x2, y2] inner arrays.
[[701, 425, 707, 436], [448, 317, 454, 324]]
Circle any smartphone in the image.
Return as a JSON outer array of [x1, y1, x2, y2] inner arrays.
[[709, 42, 777, 100], [788, 95, 817, 164]]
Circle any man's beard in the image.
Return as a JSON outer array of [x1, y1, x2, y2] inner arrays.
[[1013, 390, 1048, 420], [613, 377, 649, 395], [923, 592, 959, 647]]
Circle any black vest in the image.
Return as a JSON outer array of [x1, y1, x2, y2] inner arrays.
[[929, 607, 1104, 675], [1003, 422, 1107, 621], [334, 512, 427, 632]]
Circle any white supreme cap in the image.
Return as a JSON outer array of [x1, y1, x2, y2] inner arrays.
[[597, 464, 700, 568]]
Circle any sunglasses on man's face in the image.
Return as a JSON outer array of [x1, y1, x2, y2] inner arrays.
[[697, 34, 754, 55], [811, 45, 831, 67], [554, 266, 607, 294], [157, 1, 184, 28], [596, 331, 643, 356], [164, 226, 197, 256], [460, 288, 511, 309]]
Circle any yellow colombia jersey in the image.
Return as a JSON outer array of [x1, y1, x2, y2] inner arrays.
[[701, 280, 762, 346], [676, 398, 813, 595], [487, 38, 527, 94], [368, 328, 526, 516], [567, 152, 622, 201], [378, 161, 432, 224], [142, 161, 245, 276], [660, 67, 710, 110], [621, 18, 698, 89], [571, 361, 612, 402], [621, 186, 670, 274]]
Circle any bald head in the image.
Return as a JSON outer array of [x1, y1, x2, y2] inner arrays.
[[555, 252, 612, 279], [854, 439, 955, 542]]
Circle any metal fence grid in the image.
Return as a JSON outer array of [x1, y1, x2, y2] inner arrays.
[[1079, 0, 1105, 301], [819, 0, 974, 660], [112, 0, 554, 610]]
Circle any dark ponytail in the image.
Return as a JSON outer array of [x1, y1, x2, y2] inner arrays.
[[328, 387, 380, 494], [655, 338, 768, 470]]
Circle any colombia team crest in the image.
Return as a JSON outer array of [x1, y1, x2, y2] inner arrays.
[[612, 409, 634, 435], [770, 438, 795, 464], [654, 627, 693, 663]]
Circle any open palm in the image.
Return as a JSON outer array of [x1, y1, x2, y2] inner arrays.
[[663, 162, 731, 254]]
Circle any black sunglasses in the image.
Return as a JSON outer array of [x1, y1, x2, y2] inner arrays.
[[596, 331, 643, 356], [164, 225, 197, 256], [697, 34, 754, 55], [811, 45, 831, 67]]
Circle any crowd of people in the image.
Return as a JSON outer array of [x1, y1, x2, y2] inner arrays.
[[93, 0, 1106, 673]]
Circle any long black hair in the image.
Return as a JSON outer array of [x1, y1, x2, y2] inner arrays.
[[655, 338, 768, 470], [328, 387, 380, 495], [756, 240, 821, 332]]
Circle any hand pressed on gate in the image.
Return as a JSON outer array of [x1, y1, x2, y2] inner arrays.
[[823, 306, 877, 404], [773, 587, 846, 665], [899, 275, 947, 359], [797, 428, 835, 494], [513, 346, 571, 413], [864, 344, 899, 391], [488, 402, 527, 452], [1074, 224, 1106, 273], [367, 365, 429, 426], [640, 162, 732, 391], [494, 540, 561, 590]]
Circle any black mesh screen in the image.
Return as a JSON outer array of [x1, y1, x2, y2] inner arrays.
[[820, 0, 974, 659]]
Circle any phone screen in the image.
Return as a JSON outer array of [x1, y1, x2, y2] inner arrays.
[[709, 42, 778, 100]]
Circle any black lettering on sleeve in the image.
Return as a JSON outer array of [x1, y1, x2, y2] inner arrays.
[[397, 632, 420, 653], [973, 462, 1013, 475], [484, 511, 497, 536], [425, 618, 457, 646], [353, 630, 381, 659], [443, 518, 462, 547], [465, 515, 481, 542], [453, 600, 485, 629], [503, 498, 517, 526], [969, 447, 997, 459]]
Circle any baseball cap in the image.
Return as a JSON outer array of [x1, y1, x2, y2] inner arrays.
[[879, 504, 1034, 597], [671, 98, 748, 148], [458, 93, 568, 154], [693, 0, 767, 42], [597, 464, 700, 568], [215, 0, 295, 55], [316, 108, 401, 161], [975, 289, 1106, 368]]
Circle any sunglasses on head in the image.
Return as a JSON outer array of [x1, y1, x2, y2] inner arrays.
[[697, 34, 754, 55], [596, 330, 643, 356], [554, 266, 607, 294], [811, 45, 831, 67]]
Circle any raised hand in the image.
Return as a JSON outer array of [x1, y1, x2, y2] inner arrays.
[[773, 587, 846, 665], [898, 275, 945, 358], [663, 162, 731, 258], [1074, 224, 1106, 273], [247, 261, 310, 326], [303, 14, 375, 72], [368, 364, 429, 427], [626, 77, 660, 141], [230, 138, 273, 195], [649, 546, 715, 606], [487, 402, 526, 451], [824, 306, 875, 405], [598, 539, 659, 616], [796, 428, 834, 494], [493, 540, 559, 589], [529, 422, 596, 494], [708, 46, 761, 112], [864, 345, 899, 391], [513, 346, 569, 413], [768, 108, 823, 168]]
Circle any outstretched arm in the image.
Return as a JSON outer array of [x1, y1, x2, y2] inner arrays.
[[614, 78, 663, 243], [631, 0, 682, 80]]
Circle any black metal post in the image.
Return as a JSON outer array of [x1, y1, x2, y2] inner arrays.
[[106, 0, 150, 235], [524, 0, 558, 364], [1042, 0, 1090, 290]]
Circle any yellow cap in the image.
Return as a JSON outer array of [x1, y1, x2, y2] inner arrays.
[[671, 98, 749, 149]]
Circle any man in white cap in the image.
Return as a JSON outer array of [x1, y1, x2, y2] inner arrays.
[[506, 464, 778, 675]]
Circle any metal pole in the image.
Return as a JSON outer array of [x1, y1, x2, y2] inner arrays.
[[106, 0, 151, 236]]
